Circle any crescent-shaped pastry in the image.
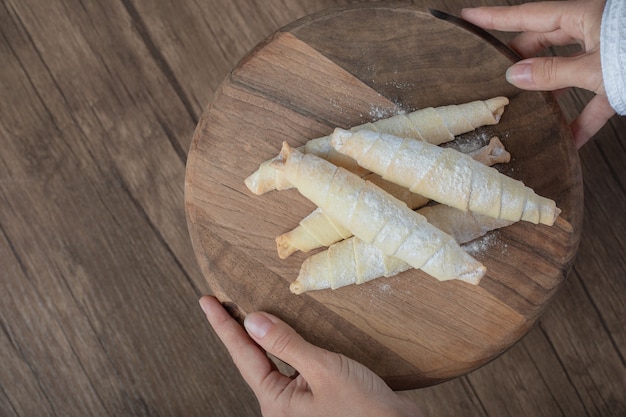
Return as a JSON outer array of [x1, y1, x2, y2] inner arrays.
[[245, 97, 509, 195], [276, 137, 511, 258], [271, 143, 486, 285], [290, 205, 514, 294], [331, 129, 560, 225]]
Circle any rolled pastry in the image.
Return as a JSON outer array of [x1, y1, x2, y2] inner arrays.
[[245, 96, 509, 195], [276, 137, 511, 258], [290, 205, 514, 294], [331, 129, 560, 225], [271, 143, 486, 284]]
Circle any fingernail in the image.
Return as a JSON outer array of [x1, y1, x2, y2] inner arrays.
[[506, 63, 533, 86], [198, 297, 210, 315], [244, 313, 273, 339]]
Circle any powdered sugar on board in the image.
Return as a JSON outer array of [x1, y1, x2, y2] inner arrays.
[[446, 128, 512, 155], [367, 103, 406, 120], [462, 231, 508, 257]]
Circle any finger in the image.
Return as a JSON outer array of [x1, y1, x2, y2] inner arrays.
[[461, 3, 570, 34], [571, 95, 615, 148], [244, 312, 330, 383], [509, 29, 578, 58], [506, 53, 603, 93], [199, 296, 289, 394]]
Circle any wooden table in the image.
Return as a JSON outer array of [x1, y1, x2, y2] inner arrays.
[[1, 0, 624, 415]]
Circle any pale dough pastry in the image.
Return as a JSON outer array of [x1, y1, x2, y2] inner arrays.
[[290, 205, 514, 294], [245, 97, 509, 195], [276, 137, 511, 258], [271, 143, 487, 284], [331, 129, 560, 225]]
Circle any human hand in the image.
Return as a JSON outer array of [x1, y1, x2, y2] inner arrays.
[[461, 0, 615, 148], [199, 295, 423, 417]]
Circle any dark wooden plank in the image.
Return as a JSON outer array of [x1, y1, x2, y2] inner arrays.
[[539, 270, 626, 416], [466, 325, 589, 417], [0, 174, 263, 417], [1, 0, 202, 282], [0, 0, 261, 415], [576, 143, 626, 358], [403, 377, 490, 417], [0, 230, 67, 417], [127, 0, 354, 113]]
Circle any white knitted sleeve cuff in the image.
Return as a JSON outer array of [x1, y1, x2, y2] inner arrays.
[[601, 0, 626, 115]]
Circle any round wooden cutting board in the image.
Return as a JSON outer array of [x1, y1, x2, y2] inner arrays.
[[185, 3, 583, 389]]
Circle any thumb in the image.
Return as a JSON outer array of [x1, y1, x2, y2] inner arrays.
[[506, 53, 603, 94], [244, 312, 328, 378]]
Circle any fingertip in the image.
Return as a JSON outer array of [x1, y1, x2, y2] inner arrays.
[[198, 305, 284, 395], [244, 313, 326, 376], [505, 62, 533, 87], [460, 7, 483, 25], [198, 295, 217, 316], [460, 7, 474, 17], [244, 312, 275, 339], [198, 295, 236, 330]]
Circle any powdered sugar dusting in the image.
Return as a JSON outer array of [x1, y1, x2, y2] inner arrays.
[[449, 129, 512, 155], [358, 279, 394, 309], [378, 282, 392, 294], [369, 104, 406, 121], [462, 231, 508, 256], [447, 130, 492, 154], [386, 80, 415, 90]]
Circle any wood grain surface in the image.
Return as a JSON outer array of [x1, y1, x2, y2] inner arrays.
[[185, 4, 582, 389], [1, 0, 624, 415]]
